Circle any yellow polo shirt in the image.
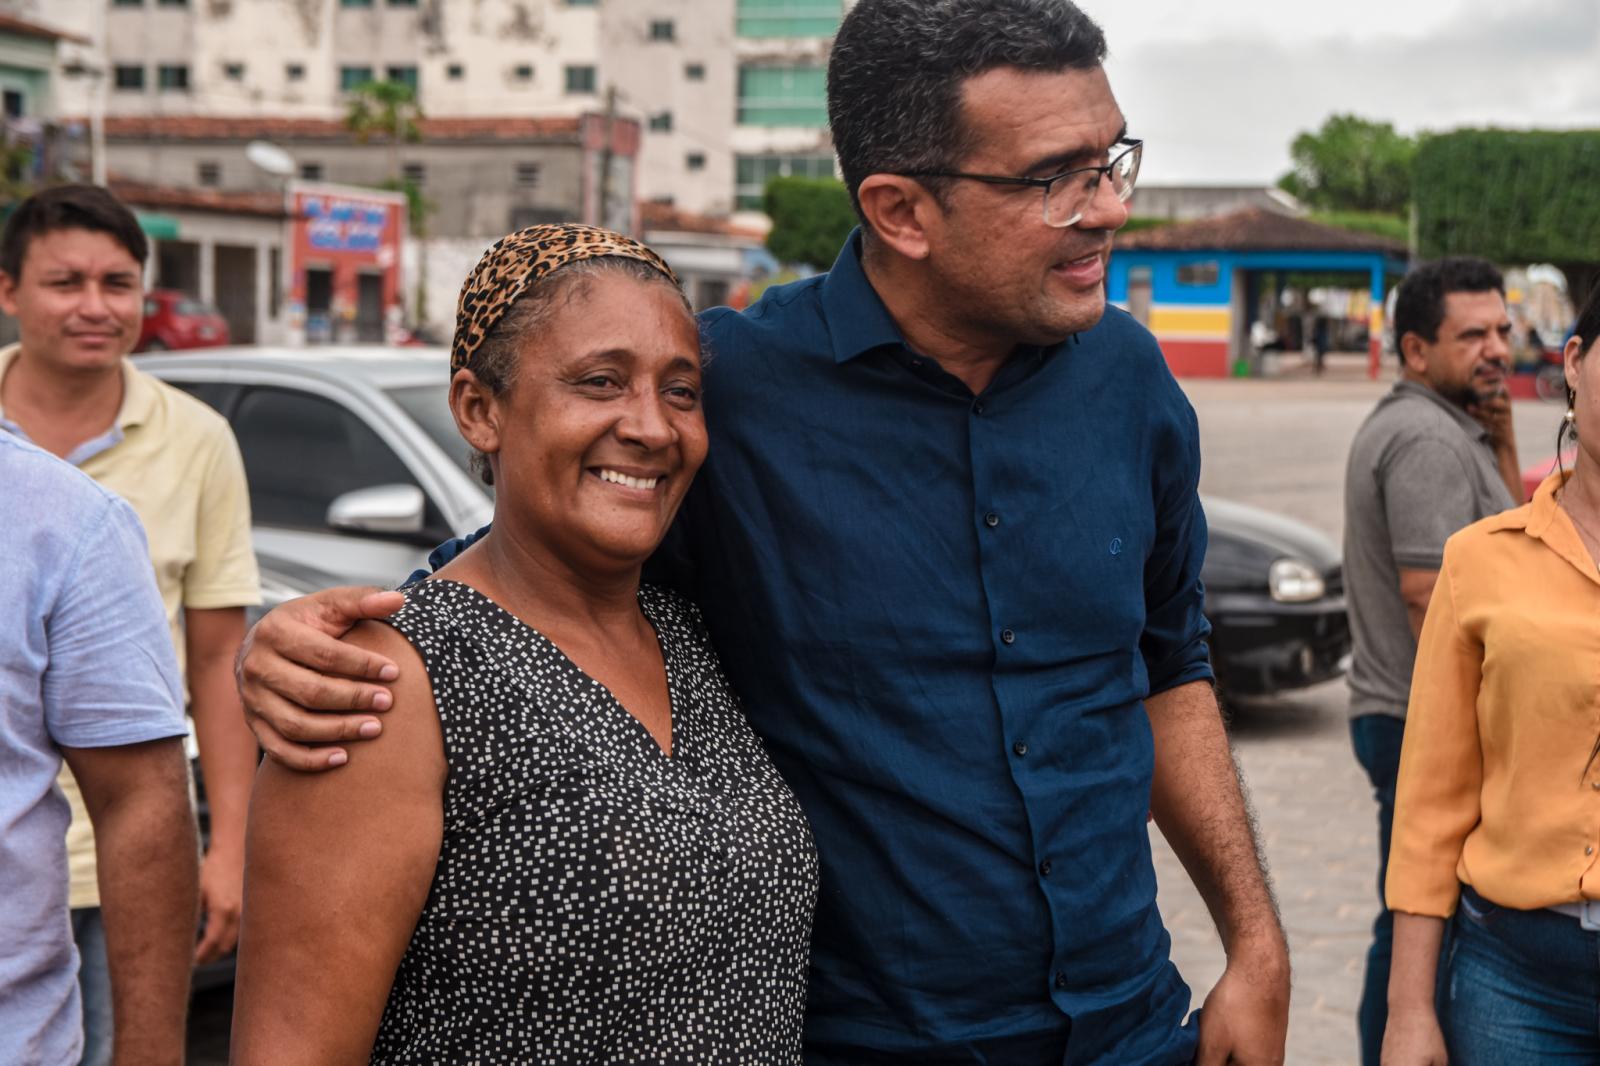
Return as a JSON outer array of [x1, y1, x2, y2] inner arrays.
[[0, 345, 261, 908]]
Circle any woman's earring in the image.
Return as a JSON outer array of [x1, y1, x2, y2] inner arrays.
[[1568, 403, 1578, 424]]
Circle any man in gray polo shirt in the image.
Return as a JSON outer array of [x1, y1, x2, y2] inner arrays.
[[1342, 255, 1522, 1065]]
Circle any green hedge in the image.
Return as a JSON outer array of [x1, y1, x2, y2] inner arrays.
[[1413, 128, 1600, 264], [764, 176, 857, 270]]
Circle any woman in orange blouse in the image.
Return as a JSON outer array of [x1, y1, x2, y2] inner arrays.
[[1383, 282, 1600, 1066]]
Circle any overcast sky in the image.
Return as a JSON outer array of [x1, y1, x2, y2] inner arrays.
[[1088, 0, 1600, 185]]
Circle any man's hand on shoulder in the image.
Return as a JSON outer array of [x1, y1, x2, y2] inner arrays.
[[235, 586, 405, 771], [1196, 934, 1291, 1065]]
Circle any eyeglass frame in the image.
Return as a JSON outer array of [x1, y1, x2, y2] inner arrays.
[[896, 138, 1144, 228]]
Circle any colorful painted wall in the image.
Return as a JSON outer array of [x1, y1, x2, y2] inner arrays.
[[1107, 249, 1402, 378]]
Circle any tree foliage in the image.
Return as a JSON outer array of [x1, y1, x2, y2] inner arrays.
[[1414, 128, 1600, 273], [344, 79, 424, 182], [1277, 114, 1416, 214], [764, 176, 856, 269]]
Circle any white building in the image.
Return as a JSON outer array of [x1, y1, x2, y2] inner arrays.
[[22, 0, 849, 220]]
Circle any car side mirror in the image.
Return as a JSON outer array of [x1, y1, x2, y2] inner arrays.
[[326, 483, 426, 535]]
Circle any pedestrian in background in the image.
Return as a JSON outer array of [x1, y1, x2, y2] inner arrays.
[[1383, 281, 1600, 1062], [0, 429, 198, 1066], [1341, 256, 1521, 1066], [0, 184, 261, 1064]]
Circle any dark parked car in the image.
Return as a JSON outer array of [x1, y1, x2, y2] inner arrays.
[[1201, 497, 1349, 696], [136, 289, 231, 352]]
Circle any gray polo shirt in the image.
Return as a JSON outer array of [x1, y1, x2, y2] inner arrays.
[[1343, 379, 1516, 719]]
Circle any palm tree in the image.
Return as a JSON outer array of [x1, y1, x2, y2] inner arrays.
[[344, 79, 434, 330], [343, 79, 423, 184]]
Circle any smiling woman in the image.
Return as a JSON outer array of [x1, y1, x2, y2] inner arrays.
[[231, 225, 819, 1065]]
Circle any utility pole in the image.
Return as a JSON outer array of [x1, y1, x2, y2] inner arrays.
[[597, 82, 617, 230]]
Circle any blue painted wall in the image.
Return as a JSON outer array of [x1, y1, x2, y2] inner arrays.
[[1109, 249, 1404, 305]]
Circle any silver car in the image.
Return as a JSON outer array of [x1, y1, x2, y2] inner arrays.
[[136, 346, 493, 612]]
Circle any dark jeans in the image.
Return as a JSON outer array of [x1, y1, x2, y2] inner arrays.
[[1351, 713, 1405, 1066], [1444, 884, 1600, 1062]]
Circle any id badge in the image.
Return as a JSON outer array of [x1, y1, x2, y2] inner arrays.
[[1583, 900, 1600, 932]]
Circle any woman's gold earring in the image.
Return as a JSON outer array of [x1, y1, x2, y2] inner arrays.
[[1567, 406, 1578, 424]]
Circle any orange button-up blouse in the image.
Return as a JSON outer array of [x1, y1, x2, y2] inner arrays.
[[1388, 470, 1600, 918]]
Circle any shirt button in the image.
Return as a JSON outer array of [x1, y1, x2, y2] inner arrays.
[[985, 512, 1000, 528], [1054, 971, 1068, 989], [973, 399, 986, 415], [1589, 846, 1595, 856], [1013, 741, 1028, 757], [1001, 627, 1016, 644], [1592, 781, 1600, 791], [1039, 859, 1052, 876]]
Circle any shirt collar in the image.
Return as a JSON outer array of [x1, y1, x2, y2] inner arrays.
[[0, 342, 154, 431], [819, 229, 913, 364], [1388, 378, 1491, 444]]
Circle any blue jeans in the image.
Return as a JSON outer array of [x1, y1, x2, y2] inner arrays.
[[70, 907, 113, 1066], [1444, 884, 1600, 1063], [1351, 713, 1405, 1066]]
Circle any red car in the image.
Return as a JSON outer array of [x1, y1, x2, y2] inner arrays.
[[136, 289, 230, 351]]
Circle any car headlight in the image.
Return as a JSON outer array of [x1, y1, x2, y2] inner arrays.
[[1268, 558, 1325, 603]]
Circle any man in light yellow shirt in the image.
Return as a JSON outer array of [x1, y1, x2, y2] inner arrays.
[[0, 184, 260, 1065]]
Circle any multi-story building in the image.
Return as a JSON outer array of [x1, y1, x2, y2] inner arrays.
[[26, 0, 847, 220]]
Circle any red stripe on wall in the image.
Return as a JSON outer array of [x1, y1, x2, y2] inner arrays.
[[1157, 339, 1230, 378]]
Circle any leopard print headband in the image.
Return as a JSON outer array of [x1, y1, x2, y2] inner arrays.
[[451, 223, 681, 374]]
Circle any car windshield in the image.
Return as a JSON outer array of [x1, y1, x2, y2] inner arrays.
[[385, 384, 485, 491], [176, 299, 217, 316]]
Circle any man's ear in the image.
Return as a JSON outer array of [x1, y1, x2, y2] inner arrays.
[[856, 174, 941, 262], [1398, 331, 1428, 376], [448, 368, 502, 458], [0, 269, 19, 318]]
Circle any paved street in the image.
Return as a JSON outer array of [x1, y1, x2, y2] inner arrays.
[[1154, 362, 1564, 1066], [187, 365, 1566, 1063]]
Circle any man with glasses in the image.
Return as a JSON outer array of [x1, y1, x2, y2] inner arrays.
[[235, 0, 1290, 1061]]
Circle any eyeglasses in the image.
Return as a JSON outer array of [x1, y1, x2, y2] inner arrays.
[[899, 139, 1143, 228]]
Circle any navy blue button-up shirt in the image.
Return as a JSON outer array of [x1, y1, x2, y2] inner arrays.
[[423, 234, 1212, 1063]]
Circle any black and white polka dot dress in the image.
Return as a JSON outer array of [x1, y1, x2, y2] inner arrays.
[[369, 579, 818, 1065]]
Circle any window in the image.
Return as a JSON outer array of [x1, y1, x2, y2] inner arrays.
[[387, 385, 474, 480], [648, 112, 673, 133], [564, 65, 596, 94], [402, 162, 426, 186], [387, 0, 419, 5], [385, 65, 418, 91], [509, 206, 572, 230], [684, 62, 705, 81], [566, 0, 596, 6], [1176, 261, 1221, 287], [222, 62, 245, 80], [197, 161, 221, 186], [230, 387, 438, 537], [737, 65, 826, 126], [285, 62, 305, 81], [340, 0, 374, 6], [339, 65, 374, 91], [156, 0, 188, 6], [649, 19, 675, 41], [113, 65, 145, 91], [2, 91, 22, 119], [157, 64, 190, 91], [446, 63, 464, 80], [736, 0, 843, 38], [734, 152, 835, 209], [168, 380, 240, 417], [515, 162, 541, 188], [299, 162, 323, 180], [686, 152, 706, 171], [513, 64, 533, 82], [111, 0, 142, 7]]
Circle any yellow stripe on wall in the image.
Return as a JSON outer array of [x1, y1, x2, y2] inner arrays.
[[1148, 306, 1231, 339]]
